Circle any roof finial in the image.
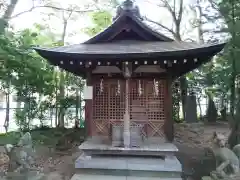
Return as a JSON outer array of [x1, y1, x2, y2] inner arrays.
[[122, 0, 133, 10], [113, 0, 141, 21]]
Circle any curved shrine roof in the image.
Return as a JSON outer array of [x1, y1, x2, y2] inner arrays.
[[34, 41, 225, 78], [34, 0, 226, 78], [35, 41, 225, 59]]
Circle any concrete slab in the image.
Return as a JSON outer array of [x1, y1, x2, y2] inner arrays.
[[127, 177, 182, 180], [75, 154, 128, 169], [79, 138, 178, 153], [71, 174, 182, 180], [71, 174, 126, 180], [75, 154, 182, 172]]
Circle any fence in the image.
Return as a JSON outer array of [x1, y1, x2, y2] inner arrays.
[[0, 96, 227, 133], [0, 106, 85, 133]]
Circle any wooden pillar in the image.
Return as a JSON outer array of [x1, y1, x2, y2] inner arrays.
[[164, 77, 174, 142], [123, 78, 130, 147], [123, 63, 131, 148], [85, 72, 93, 138]]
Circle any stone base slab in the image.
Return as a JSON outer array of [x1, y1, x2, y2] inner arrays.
[[79, 138, 178, 157], [75, 154, 182, 173], [71, 174, 182, 180]]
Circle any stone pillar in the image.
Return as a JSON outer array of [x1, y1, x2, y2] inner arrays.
[[185, 95, 198, 123]]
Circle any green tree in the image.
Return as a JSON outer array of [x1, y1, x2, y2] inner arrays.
[[218, 0, 240, 147], [83, 10, 112, 36], [0, 24, 58, 130]]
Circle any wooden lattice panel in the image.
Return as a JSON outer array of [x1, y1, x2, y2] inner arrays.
[[129, 79, 166, 138], [92, 76, 166, 138], [92, 77, 125, 136]]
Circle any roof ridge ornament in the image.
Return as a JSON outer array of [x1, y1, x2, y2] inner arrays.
[[113, 0, 142, 21], [123, 0, 134, 10]]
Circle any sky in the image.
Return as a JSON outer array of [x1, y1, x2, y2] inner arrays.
[[9, 0, 200, 44]]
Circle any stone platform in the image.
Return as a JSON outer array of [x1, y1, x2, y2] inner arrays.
[[75, 154, 181, 172], [71, 174, 182, 180], [74, 137, 182, 179], [79, 137, 178, 156]]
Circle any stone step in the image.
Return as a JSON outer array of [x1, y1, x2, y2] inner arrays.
[[71, 174, 183, 180], [75, 154, 182, 173], [75, 169, 182, 178], [79, 140, 178, 157]]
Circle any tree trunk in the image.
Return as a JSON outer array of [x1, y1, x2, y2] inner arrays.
[[230, 72, 236, 116], [4, 92, 10, 133], [174, 28, 188, 121], [179, 76, 187, 120], [3, 0, 19, 20], [173, 15, 188, 121], [228, 82, 240, 148], [54, 70, 59, 127], [172, 82, 180, 121], [58, 71, 65, 127], [197, 96, 202, 119], [195, 0, 204, 44], [75, 87, 80, 128], [55, 105, 58, 127], [228, 0, 239, 148], [0, 0, 19, 33], [27, 93, 32, 130], [230, 0, 237, 116], [57, 20, 68, 128], [50, 107, 53, 127], [2, 0, 21, 130]]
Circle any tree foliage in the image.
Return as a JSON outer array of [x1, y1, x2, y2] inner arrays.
[[0, 0, 91, 131], [83, 10, 112, 36]]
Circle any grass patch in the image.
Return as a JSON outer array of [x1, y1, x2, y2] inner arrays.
[[0, 132, 22, 145], [0, 127, 85, 149]]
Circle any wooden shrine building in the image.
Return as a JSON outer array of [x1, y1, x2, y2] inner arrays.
[[35, 0, 225, 179]]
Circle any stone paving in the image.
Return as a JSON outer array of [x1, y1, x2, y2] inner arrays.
[[75, 154, 182, 172], [71, 174, 182, 180]]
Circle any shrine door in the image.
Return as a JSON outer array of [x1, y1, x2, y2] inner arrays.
[[92, 77, 166, 139]]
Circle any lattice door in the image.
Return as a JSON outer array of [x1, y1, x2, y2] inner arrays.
[[129, 79, 166, 138], [92, 77, 125, 136], [92, 77, 166, 138]]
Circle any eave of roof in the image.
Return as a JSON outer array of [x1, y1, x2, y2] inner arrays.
[[34, 41, 226, 60], [34, 41, 226, 79]]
